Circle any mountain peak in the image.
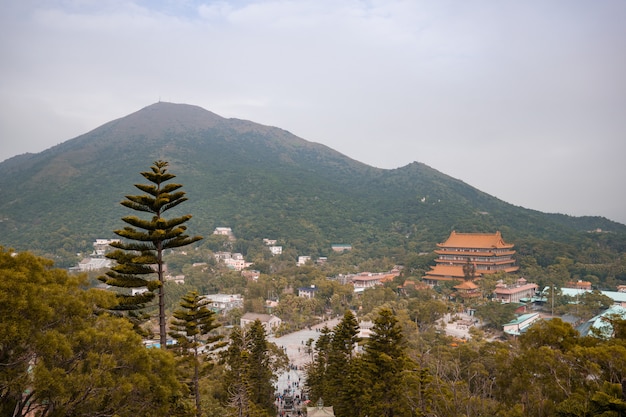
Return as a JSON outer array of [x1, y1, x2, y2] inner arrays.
[[114, 101, 225, 133]]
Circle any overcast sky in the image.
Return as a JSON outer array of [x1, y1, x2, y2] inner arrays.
[[1, 0, 625, 225]]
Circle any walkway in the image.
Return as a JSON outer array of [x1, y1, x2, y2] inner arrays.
[[269, 318, 340, 416]]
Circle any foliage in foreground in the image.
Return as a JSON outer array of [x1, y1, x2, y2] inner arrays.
[[0, 247, 184, 417]]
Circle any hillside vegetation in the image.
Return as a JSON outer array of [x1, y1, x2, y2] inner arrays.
[[0, 102, 624, 268]]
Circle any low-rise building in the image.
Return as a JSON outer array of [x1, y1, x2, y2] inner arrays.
[[240, 312, 282, 334], [351, 271, 399, 292], [269, 246, 282, 256], [493, 278, 538, 303], [76, 257, 113, 272], [331, 244, 352, 252], [298, 285, 318, 299], [205, 293, 243, 314], [565, 280, 592, 290], [503, 313, 541, 336], [297, 256, 311, 266], [577, 305, 626, 338]]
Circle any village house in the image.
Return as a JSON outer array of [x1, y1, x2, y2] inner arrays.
[[493, 277, 539, 303], [241, 270, 260, 282], [213, 252, 252, 271], [269, 246, 283, 256], [331, 243, 352, 252], [92, 238, 120, 256], [204, 293, 243, 314], [75, 257, 113, 272], [240, 312, 282, 334], [423, 231, 519, 286], [297, 256, 311, 266], [350, 271, 399, 293], [298, 285, 318, 299], [565, 280, 592, 290], [213, 227, 235, 240]]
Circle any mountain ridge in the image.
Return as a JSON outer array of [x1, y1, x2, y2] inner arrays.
[[0, 102, 624, 264]]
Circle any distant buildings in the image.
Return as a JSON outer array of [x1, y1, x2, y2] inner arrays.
[[503, 313, 541, 336], [204, 293, 243, 314], [331, 244, 352, 252], [350, 270, 400, 293], [297, 256, 311, 266], [423, 231, 518, 286], [213, 252, 253, 271], [213, 227, 235, 240], [493, 278, 539, 303], [76, 257, 113, 272], [240, 312, 282, 334], [72, 238, 118, 272], [298, 285, 318, 299]]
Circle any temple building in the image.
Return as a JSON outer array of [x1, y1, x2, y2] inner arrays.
[[423, 231, 519, 286]]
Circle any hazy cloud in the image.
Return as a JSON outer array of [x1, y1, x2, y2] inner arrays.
[[1, 0, 625, 223]]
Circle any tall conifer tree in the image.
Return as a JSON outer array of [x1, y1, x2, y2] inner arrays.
[[361, 308, 413, 417], [169, 291, 224, 417], [99, 160, 202, 348], [223, 320, 278, 417], [326, 310, 360, 408]]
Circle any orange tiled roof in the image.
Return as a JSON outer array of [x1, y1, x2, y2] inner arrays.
[[437, 231, 514, 249], [454, 281, 479, 290], [423, 265, 468, 279], [493, 283, 538, 295]]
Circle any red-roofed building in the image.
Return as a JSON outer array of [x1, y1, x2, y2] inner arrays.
[[565, 280, 592, 290], [493, 278, 539, 303], [453, 280, 482, 299], [350, 271, 399, 292], [423, 231, 518, 286]]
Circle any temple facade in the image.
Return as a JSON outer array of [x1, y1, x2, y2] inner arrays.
[[423, 231, 519, 286]]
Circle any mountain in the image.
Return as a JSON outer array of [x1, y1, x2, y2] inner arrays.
[[1, 102, 624, 264]]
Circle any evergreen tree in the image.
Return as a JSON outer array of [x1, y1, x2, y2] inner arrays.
[[223, 321, 281, 417], [169, 290, 224, 417], [361, 307, 413, 417], [304, 325, 332, 402], [326, 310, 360, 411], [99, 160, 202, 347]]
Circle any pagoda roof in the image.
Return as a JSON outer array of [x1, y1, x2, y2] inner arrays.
[[423, 265, 467, 279], [454, 281, 479, 290], [437, 231, 514, 249]]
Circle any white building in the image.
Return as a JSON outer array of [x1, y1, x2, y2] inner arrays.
[[77, 257, 113, 272], [205, 293, 243, 314], [93, 239, 120, 256], [269, 246, 283, 256], [240, 312, 282, 334], [297, 256, 311, 266]]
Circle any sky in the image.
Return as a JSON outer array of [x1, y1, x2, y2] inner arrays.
[[1, 0, 625, 225]]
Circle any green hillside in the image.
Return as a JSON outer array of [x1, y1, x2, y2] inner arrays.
[[1, 102, 624, 265]]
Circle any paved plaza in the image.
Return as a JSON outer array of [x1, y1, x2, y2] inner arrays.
[[269, 318, 340, 416]]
